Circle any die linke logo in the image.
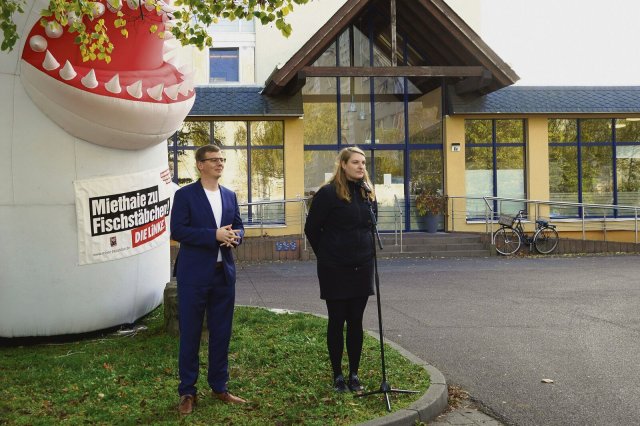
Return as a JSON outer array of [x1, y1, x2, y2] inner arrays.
[[131, 217, 166, 248]]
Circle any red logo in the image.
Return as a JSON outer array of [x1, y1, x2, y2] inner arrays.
[[131, 218, 166, 248]]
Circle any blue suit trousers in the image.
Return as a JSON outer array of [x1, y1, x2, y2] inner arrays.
[[177, 269, 235, 396]]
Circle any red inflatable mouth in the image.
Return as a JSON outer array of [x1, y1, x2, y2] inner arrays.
[[21, 0, 193, 103]]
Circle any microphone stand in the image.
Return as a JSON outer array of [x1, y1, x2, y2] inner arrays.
[[356, 190, 419, 412]]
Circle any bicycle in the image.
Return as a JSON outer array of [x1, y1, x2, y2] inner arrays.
[[493, 210, 559, 256]]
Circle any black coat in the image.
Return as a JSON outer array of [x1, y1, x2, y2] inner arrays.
[[304, 181, 376, 300]]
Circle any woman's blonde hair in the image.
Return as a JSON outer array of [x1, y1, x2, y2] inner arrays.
[[329, 146, 375, 202]]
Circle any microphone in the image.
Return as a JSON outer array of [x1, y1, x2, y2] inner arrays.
[[358, 179, 372, 194]]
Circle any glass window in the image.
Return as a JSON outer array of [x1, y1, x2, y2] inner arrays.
[[465, 120, 492, 144], [496, 120, 524, 143], [465, 119, 526, 218], [496, 146, 525, 213], [209, 48, 239, 83], [617, 146, 640, 207], [303, 77, 338, 146], [373, 77, 404, 145], [465, 146, 493, 218], [340, 77, 371, 146], [548, 146, 579, 216], [175, 148, 198, 186], [373, 150, 404, 230], [169, 120, 284, 223], [178, 121, 210, 147], [251, 122, 283, 146], [251, 148, 284, 203], [304, 151, 339, 196], [616, 119, 640, 142], [581, 119, 611, 143], [409, 150, 443, 230], [214, 121, 247, 147], [408, 88, 442, 146], [582, 145, 613, 211], [548, 119, 577, 142], [220, 149, 249, 203]]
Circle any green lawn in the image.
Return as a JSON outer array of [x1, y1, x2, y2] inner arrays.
[[0, 306, 429, 425]]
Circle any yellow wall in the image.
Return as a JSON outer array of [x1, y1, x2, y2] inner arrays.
[[443, 115, 467, 231], [243, 117, 306, 238]]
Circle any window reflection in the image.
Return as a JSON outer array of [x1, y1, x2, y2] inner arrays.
[[168, 120, 284, 223], [465, 119, 526, 218], [408, 88, 442, 145], [304, 151, 339, 196]]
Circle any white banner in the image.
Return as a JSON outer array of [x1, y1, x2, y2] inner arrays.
[[74, 167, 173, 265]]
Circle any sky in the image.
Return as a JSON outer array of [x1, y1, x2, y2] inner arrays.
[[449, 0, 640, 86]]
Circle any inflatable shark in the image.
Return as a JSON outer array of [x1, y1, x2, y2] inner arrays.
[[0, 0, 194, 337]]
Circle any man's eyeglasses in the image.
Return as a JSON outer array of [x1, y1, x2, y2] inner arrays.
[[200, 157, 226, 164]]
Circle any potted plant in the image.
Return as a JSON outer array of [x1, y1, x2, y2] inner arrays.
[[415, 189, 446, 233]]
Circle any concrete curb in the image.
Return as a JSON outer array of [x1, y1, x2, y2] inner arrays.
[[356, 333, 449, 426], [252, 307, 449, 426]]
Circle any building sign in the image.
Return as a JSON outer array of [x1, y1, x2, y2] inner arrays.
[[74, 167, 172, 265]]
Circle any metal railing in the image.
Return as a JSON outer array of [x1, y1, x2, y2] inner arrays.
[[448, 196, 640, 244], [393, 194, 404, 251], [238, 197, 309, 240]]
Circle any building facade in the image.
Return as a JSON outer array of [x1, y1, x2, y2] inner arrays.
[[168, 0, 640, 242]]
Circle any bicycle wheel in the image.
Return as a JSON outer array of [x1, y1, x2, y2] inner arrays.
[[534, 226, 559, 254], [493, 227, 521, 255]]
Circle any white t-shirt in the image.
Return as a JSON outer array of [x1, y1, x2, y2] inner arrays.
[[204, 188, 223, 262]]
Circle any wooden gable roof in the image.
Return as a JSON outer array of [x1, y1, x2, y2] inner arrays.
[[263, 0, 519, 96]]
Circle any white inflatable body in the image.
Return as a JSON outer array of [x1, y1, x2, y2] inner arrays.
[[0, 0, 194, 337]]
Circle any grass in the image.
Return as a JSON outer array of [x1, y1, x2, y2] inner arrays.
[[0, 306, 429, 425]]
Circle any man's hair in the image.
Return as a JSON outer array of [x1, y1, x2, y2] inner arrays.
[[195, 144, 221, 162]]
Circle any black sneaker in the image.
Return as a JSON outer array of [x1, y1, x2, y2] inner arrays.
[[348, 373, 364, 393], [333, 374, 348, 392]]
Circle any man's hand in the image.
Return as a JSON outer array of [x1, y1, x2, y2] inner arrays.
[[216, 224, 241, 248]]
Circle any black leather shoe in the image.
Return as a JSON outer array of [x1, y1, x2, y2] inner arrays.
[[333, 374, 348, 392], [348, 373, 364, 393]]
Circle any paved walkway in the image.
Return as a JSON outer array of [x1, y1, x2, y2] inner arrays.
[[235, 255, 640, 425]]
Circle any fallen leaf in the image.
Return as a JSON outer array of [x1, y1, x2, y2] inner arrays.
[[541, 379, 554, 384]]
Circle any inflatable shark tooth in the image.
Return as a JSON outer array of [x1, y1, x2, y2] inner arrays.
[[162, 49, 177, 63], [105, 74, 122, 94], [126, 80, 143, 99], [178, 81, 194, 96], [90, 2, 106, 18], [160, 2, 177, 13], [29, 35, 47, 52], [144, 0, 156, 12], [163, 17, 177, 28], [67, 11, 82, 26], [42, 50, 60, 71], [162, 12, 174, 22], [126, 0, 140, 10], [178, 64, 194, 81], [59, 60, 77, 80], [147, 83, 164, 101], [164, 83, 180, 100], [162, 39, 179, 54], [106, 0, 123, 13], [166, 55, 181, 68], [81, 69, 99, 89], [45, 21, 63, 39]]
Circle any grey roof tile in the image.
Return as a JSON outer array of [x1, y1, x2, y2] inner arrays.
[[450, 86, 640, 114], [189, 85, 303, 117]]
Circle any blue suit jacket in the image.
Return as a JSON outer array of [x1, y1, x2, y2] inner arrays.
[[170, 180, 244, 287]]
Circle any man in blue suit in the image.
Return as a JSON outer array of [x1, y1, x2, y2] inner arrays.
[[171, 144, 246, 415]]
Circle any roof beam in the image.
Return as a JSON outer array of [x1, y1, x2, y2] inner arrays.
[[301, 65, 488, 78]]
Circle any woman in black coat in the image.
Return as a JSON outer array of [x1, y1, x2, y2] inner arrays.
[[304, 146, 376, 393]]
